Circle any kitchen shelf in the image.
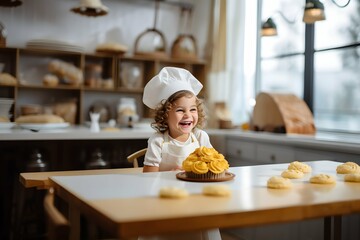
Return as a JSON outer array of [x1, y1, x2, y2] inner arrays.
[[18, 84, 81, 90], [0, 47, 207, 124]]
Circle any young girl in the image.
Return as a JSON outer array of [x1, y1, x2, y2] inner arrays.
[[142, 66, 213, 172], [141, 67, 221, 240]]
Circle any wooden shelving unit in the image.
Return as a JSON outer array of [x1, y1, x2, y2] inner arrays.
[[0, 47, 207, 124]]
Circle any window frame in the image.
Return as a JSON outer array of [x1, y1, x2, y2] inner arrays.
[[257, 0, 360, 133]]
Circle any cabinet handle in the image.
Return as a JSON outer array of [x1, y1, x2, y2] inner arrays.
[[270, 154, 276, 162], [236, 149, 242, 155]]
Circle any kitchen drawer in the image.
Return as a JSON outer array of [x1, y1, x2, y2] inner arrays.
[[226, 138, 256, 161], [256, 143, 295, 164], [294, 148, 337, 162], [227, 157, 257, 167], [294, 148, 360, 164]]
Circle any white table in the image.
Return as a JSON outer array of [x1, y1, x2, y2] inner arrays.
[[49, 161, 360, 239]]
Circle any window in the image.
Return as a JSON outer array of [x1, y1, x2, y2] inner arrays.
[[313, 1, 360, 132], [260, 0, 305, 98], [259, 0, 360, 133]]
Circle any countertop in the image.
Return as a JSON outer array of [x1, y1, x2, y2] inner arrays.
[[0, 125, 155, 140], [1, 125, 360, 154]]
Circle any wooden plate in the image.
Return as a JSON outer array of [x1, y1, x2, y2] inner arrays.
[[176, 172, 235, 182]]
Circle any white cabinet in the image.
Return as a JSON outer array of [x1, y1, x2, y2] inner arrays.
[[225, 136, 360, 167], [225, 137, 295, 166], [226, 138, 256, 166], [257, 143, 295, 164], [294, 148, 360, 164]]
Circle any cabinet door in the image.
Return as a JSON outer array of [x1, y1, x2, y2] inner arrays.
[[294, 148, 360, 164], [226, 138, 256, 165], [256, 143, 295, 164], [294, 148, 337, 162]]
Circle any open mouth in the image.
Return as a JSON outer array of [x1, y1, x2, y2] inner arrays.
[[179, 121, 192, 126]]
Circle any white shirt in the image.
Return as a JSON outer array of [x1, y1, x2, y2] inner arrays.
[[144, 128, 213, 168]]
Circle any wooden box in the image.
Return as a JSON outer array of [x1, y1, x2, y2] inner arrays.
[[251, 92, 316, 134]]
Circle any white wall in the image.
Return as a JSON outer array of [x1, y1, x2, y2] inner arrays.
[[0, 0, 211, 58]]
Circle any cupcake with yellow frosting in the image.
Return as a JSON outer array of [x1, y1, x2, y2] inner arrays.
[[182, 146, 230, 179]]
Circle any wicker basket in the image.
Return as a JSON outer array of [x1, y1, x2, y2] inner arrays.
[[134, 28, 167, 58], [171, 34, 198, 60]]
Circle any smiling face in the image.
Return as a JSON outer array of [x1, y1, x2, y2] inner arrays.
[[167, 94, 198, 141]]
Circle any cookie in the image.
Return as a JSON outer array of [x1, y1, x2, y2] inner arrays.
[[281, 169, 304, 179], [288, 161, 312, 173], [344, 173, 360, 182], [159, 186, 189, 199], [267, 176, 292, 189], [202, 184, 231, 197], [336, 162, 360, 174], [310, 174, 336, 184]]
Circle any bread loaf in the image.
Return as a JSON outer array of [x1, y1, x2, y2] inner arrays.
[[43, 74, 59, 87], [15, 114, 65, 124], [0, 73, 17, 85], [48, 60, 83, 86]]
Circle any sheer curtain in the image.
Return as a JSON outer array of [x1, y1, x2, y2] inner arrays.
[[207, 0, 258, 127]]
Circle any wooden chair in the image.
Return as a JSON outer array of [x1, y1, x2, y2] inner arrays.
[[43, 188, 70, 240], [127, 148, 147, 168]]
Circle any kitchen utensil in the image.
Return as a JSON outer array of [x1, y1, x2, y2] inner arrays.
[[90, 112, 100, 132], [88, 102, 110, 123], [134, 0, 167, 58], [117, 97, 138, 127], [120, 62, 142, 89]]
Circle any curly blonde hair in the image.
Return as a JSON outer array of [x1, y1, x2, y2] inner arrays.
[[151, 90, 206, 133]]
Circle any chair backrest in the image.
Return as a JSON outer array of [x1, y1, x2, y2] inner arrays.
[[43, 188, 70, 240], [127, 148, 147, 168]]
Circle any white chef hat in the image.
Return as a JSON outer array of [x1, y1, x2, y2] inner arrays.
[[143, 67, 203, 109]]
